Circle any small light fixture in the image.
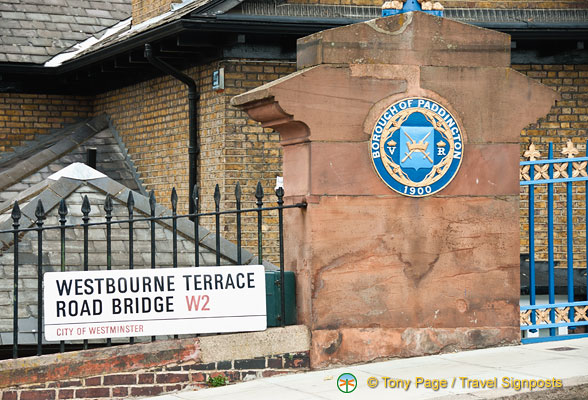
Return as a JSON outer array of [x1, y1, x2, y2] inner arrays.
[[212, 67, 224, 92]]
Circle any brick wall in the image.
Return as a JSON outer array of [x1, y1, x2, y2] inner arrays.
[[515, 64, 588, 269], [0, 351, 310, 400], [197, 59, 296, 264], [0, 93, 92, 153], [93, 70, 191, 212], [0, 328, 311, 400], [198, 62, 227, 232], [219, 60, 297, 263], [93, 59, 296, 265], [131, 0, 182, 25]]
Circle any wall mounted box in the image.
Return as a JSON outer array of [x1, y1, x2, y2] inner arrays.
[[266, 271, 296, 327]]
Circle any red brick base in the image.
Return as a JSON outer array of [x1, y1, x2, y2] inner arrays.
[[0, 351, 309, 399]]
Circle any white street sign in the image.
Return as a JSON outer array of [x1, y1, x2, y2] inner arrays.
[[43, 265, 266, 341]]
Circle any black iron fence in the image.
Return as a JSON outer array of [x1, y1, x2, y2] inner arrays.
[[1, 182, 306, 359]]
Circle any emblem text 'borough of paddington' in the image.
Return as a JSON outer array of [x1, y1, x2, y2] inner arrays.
[[370, 97, 464, 197]]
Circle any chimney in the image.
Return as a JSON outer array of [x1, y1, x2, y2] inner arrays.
[[132, 0, 182, 25]]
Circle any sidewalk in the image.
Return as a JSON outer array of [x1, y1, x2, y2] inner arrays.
[[146, 338, 588, 399]]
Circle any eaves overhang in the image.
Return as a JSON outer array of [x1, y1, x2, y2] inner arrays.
[[0, 13, 586, 94], [0, 20, 186, 76], [0, 15, 370, 94], [0, 15, 370, 74]]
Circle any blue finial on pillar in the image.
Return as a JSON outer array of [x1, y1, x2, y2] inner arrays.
[[382, 0, 443, 17]]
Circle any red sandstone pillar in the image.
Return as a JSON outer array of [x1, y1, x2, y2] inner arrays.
[[232, 12, 558, 368]]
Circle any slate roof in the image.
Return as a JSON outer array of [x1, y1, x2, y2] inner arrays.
[[0, 115, 145, 201], [0, 0, 131, 64], [45, 0, 210, 66]]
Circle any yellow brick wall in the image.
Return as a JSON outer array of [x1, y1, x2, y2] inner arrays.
[[198, 62, 226, 225], [93, 60, 296, 265], [0, 93, 92, 153], [93, 71, 191, 211], [515, 64, 588, 269], [220, 60, 297, 264], [131, 0, 182, 25]]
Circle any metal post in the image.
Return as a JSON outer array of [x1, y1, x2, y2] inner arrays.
[[11, 202, 20, 359], [529, 183, 536, 330], [214, 184, 221, 266], [548, 143, 555, 337], [104, 194, 113, 347], [255, 182, 264, 265], [193, 186, 200, 268], [127, 191, 135, 345], [35, 200, 45, 356], [58, 199, 68, 353], [171, 188, 178, 269], [276, 186, 285, 327], [235, 183, 242, 265], [567, 160, 575, 327], [149, 190, 156, 342], [81, 195, 91, 350], [171, 188, 178, 339]]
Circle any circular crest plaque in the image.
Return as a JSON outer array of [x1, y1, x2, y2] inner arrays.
[[370, 97, 464, 197]]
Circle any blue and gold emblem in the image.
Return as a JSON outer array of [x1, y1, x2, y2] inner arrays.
[[370, 97, 464, 197]]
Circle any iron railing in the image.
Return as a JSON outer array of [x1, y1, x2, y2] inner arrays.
[[520, 141, 588, 343], [2, 182, 306, 359]]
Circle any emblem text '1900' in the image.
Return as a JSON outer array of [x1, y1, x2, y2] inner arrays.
[[370, 97, 464, 197]]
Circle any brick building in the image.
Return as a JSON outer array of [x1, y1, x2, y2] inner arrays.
[[0, 1, 587, 266], [0, 0, 586, 397]]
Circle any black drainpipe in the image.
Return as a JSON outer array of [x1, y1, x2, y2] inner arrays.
[[144, 43, 199, 215]]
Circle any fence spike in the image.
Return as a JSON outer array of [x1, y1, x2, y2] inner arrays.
[[235, 182, 242, 201], [127, 191, 134, 212], [171, 188, 178, 212], [104, 194, 113, 214], [255, 181, 264, 204], [275, 186, 284, 199], [562, 140, 579, 158], [524, 143, 541, 161], [81, 195, 91, 215], [11, 201, 21, 222], [58, 199, 68, 220], [35, 200, 45, 221]]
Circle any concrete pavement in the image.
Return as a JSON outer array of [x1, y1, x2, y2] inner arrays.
[[145, 338, 588, 399]]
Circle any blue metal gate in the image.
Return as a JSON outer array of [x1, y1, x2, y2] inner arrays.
[[520, 141, 588, 343]]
